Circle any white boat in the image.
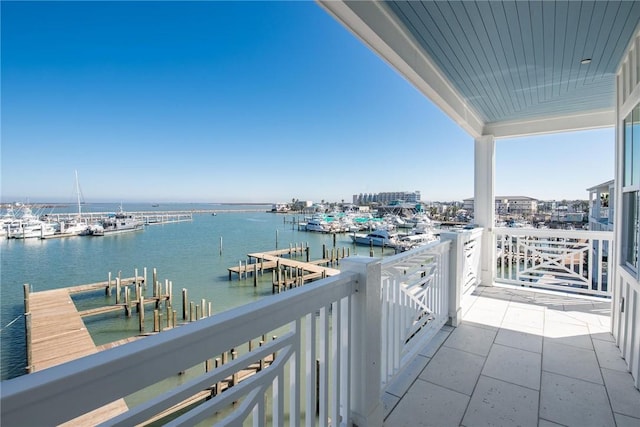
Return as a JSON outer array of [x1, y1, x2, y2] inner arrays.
[[60, 220, 90, 236], [305, 217, 330, 233], [395, 233, 438, 251], [60, 170, 90, 236], [89, 206, 143, 236], [350, 229, 399, 247], [0, 207, 17, 238], [7, 207, 56, 239]]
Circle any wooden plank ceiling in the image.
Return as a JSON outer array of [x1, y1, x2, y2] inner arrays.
[[322, 1, 640, 138]]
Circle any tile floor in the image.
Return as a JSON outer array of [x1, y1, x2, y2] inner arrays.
[[383, 285, 640, 427]]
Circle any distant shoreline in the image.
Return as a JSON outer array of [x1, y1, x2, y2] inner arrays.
[[1, 202, 273, 208]]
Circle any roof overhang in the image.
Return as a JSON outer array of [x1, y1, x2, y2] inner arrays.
[[318, 1, 640, 140]]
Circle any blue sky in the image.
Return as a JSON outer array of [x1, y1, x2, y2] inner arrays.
[[1, 1, 613, 204]]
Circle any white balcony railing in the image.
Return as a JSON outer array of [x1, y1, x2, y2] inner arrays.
[[494, 228, 614, 297], [2, 235, 471, 427], [380, 240, 451, 387]]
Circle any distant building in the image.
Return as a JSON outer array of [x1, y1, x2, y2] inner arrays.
[[271, 203, 290, 213], [463, 196, 538, 216], [353, 191, 421, 206]]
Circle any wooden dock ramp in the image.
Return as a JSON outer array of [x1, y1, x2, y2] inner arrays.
[[28, 288, 129, 425]]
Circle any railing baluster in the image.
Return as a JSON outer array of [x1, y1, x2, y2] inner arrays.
[[290, 319, 301, 426], [340, 296, 351, 426], [272, 374, 283, 427], [304, 313, 316, 427], [331, 300, 340, 427], [318, 305, 329, 427]]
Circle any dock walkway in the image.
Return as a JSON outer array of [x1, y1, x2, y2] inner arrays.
[[24, 274, 273, 425], [28, 288, 129, 425]]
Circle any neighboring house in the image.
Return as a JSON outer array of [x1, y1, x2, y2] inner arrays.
[[587, 180, 615, 232]]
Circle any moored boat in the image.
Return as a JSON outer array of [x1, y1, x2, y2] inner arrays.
[[88, 206, 144, 236], [305, 217, 330, 233], [6, 207, 56, 239], [350, 229, 399, 247]]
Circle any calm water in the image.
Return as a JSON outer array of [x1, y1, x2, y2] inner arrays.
[[0, 203, 380, 380]]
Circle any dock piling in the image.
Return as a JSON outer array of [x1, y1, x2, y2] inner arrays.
[[23, 284, 32, 374], [152, 268, 157, 294], [115, 277, 121, 304], [139, 295, 145, 332], [182, 289, 187, 321], [153, 309, 160, 332], [253, 264, 258, 287]]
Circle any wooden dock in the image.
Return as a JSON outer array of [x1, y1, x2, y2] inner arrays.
[[23, 272, 277, 425], [248, 252, 340, 277], [27, 287, 129, 425], [228, 245, 343, 281]]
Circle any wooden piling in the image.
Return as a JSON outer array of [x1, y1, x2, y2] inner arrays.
[[106, 272, 112, 296], [259, 341, 265, 371], [231, 350, 238, 386], [115, 277, 121, 304], [254, 263, 258, 287], [182, 289, 187, 320], [152, 268, 157, 294], [219, 236, 223, 256], [136, 280, 141, 304], [272, 335, 277, 362], [153, 309, 160, 333], [23, 284, 32, 373], [139, 295, 145, 332], [125, 287, 131, 317], [215, 358, 222, 395]]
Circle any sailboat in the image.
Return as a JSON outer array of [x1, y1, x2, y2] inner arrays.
[[60, 171, 90, 236]]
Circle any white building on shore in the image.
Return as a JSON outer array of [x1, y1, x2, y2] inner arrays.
[[463, 196, 538, 216]]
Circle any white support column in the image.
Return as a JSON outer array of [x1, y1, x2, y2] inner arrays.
[[341, 256, 383, 427], [440, 232, 463, 327], [474, 135, 496, 286]]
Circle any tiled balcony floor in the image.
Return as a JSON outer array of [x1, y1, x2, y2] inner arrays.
[[383, 285, 640, 427]]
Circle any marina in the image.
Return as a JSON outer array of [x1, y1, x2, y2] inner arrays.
[[0, 204, 390, 381]]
